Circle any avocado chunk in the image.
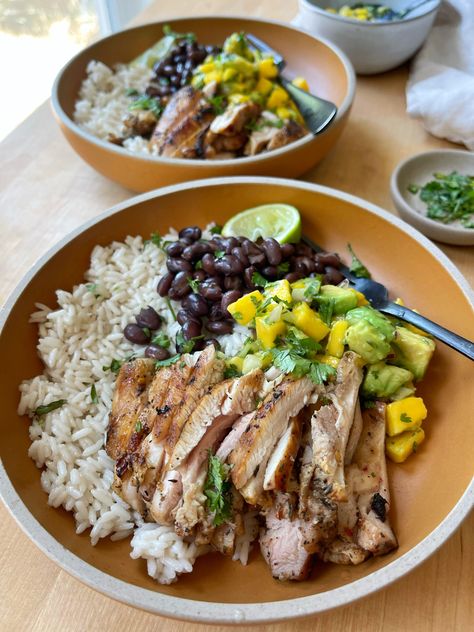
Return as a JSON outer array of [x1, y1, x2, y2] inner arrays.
[[346, 306, 395, 341], [390, 381, 416, 401], [319, 285, 358, 315], [362, 362, 413, 398], [389, 326, 435, 381], [345, 320, 392, 363]]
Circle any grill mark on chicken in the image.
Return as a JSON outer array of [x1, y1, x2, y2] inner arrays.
[[266, 119, 307, 151]]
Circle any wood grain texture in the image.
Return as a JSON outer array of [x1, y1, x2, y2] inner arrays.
[[0, 0, 472, 630]]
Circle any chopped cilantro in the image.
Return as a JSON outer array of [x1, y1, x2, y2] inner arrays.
[[176, 331, 204, 354], [231, 311, 243, 321], [90, 384, 98, 404], [348, 244, 371, 279], [252, 271, 268, 288], [214, 250, 225, 259], [309, 362, 336, 384], [195, 260, 203, 270], [135, 420, 142, 433], [303, 277, 321, 301], [317, 297, 335, 326], [155, 354, 181, 367], [145, 232, 164, 250], [277, 261, 290, 274], [125, 88, 139, 97], [407, 184, 419, 194], [85, 282, 100, 297], [103, 359, 123, 374], [165, 297, 177, 321], [129, 94, 163, 118], [188, 277, 200, 292], [34, 399, 67, 416], [204, 453, 232, 526], [400, 412, 412, 423], [412, 440, 418, 453], [208, 94, 227, 115], [224, 365, 242, 379], [210, 224, 223, 235], [151, 332, 171, 348]]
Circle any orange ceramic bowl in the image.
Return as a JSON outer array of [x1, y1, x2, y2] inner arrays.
[[0, 178, 472, 624], [51, 16, 355, 192]]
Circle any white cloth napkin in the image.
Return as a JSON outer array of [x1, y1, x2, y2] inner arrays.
[[406, 0, 474, 149]]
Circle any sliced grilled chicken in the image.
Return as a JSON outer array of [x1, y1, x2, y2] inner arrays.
[[215, 412, 254, 462], [123, 109, 157, 138], [266, 120, 307, 151], [149, 468, 183, 525], [105, 358, 155, 461], [352, 403, 398, 556], [204, 130, 247, 156], [263, 413, 303, 491], [170, 369, 263, 470], [244, 125, 280, 156], [229, 377, 314, 492], [260, 492, 313, 581], [150, 86, 201, 146], [210, 102, 260, 136], [345, 398, 363, 466]]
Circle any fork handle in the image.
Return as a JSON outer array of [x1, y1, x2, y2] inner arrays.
[[381, 302, 474, 361]]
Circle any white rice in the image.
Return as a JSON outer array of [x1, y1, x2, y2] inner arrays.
[[74, 60, 154, 154], [18, 232, 253, 583]]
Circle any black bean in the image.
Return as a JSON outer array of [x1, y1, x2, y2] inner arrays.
[[182, 242, 210, 261], [262, 238, 282, 266], [242, 240, 262, 256], [184, 59, 194, 71], [224, 275, 243, 291], [174, 54, 186, 63], [193, 269, 206, 282], [231, 246, 249, 267], [201, 253, 216, 274], [181, 70, 192, 85], [323, 267, 345, 285], [167, 257, 192, 274], [179, 226, 201, 241], [177, 309, 197, 326], [262, 266, 278, 280], [281, 243, 295, 258], [221, 290, 242, 314], [124, 323, 150, 345], [313, 257, 325, 274], [162, 64, 175, 76], [244, 266, 257, 289], [153, 60, 166, 74], [221, 237, 239, 253], [204, 338, 221, 350], [178, 40, 187, 50], [318, 252, 342, 268], [182, 319, 202, 340], [145, 345, 170, 361], [135, 306, 162, 330], [166, 241, 184, 257], [170, 75, 181, 86], [285, 271, 304, 283], [214, 255, 233, 276], [209, 304, 225, 321], [157, 272, 173, 297], [295, 243, 313, 257], [171, 271, 192, 298], [200, 281, 222, 302], [189, 49, 206, 63], [248, 252, 266, 267], [182, 293, 209, 317], [293, 256, 315, 274], [206, 320, 233, 335]]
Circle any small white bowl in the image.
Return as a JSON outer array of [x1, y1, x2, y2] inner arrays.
[[391, 149, 474, 247], [293, 0, 441, 74]]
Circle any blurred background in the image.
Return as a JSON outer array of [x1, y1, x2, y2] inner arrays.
[[0, 0, 152, 140]]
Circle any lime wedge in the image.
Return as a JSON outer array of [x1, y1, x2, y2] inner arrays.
[[222, 204, 302, 243], [130, 35, 176, 68]]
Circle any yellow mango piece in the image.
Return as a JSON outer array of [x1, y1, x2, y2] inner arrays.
[[355, 290, 369, 306], [386, 428, 425, 463], [394, 298, 429, 336], [276, 106, 292, 120], [326, 320, 349, 358], [255, 317, 286, 350], [229, 93, 249, 104], [226, 356, 243, 373], [386, 396, 427, 437], [259, 58, 278, 78], [292, 76, 309, 92], [204, 70, 222, 84], [266, 85, 288, 110], [198, 62, 214, 73], [315, 354, 340, 369], [292, 302, 330, 342], [264, 279, 292, 304], [255, 76, 273, 96], [222, 67, 237, 82], [227, 290, 263, 325]]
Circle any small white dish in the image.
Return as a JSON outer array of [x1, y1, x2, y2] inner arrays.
[[391, 149, 474, 247], [293, 0, 441, 74]]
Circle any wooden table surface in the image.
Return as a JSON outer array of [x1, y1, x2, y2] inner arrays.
[[0, 1, 472, 630]]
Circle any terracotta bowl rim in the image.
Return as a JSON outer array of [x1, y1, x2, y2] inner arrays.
[[0, 176, 472, 624], [299, 0, 441, 27], [50, 14, 356, 168]]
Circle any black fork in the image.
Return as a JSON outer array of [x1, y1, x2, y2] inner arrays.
[[245, 33, 338, 136], [302, 235, 474, 361]]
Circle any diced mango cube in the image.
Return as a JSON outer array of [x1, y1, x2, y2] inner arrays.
[[386, 428, 425, 463], [292, 302, 330, 342], [255, 316, 286, 350], [222, 67, 237, 82], [315, 354, 340, 369], [266, 85, 288, 110], [355, 290, 369, 306], [198, 62, 214, 74], [326, 320, 349, 358], [259, 58, 279, 78], [227, 290, 263, 325], [386, 396, 427, 437], [229, 93, 249, 104], [264, 279, 292, 304], [292, 76, 309, 92], [204, 70, 222, 84], [255, 76, 273, 96], [394, 298, 429, 336], [226, 356, 243, 373]]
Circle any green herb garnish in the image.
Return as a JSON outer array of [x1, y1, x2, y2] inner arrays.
[[125, 88, 139, 97], [210, 224, 223, 235], [155, 354, 181, 367], [204, 453, 232, 526], [224, 365, 242, 379], [176, 331, 204, 354], [34, 399, 67, 416], [135, 420, 143, 433], [400, 412, 412, 423], [348, 244, 371, 279], [188, 277, 200, 292], [103, 359, 123, 374], [129, 95, 163, 118], [151, 332, 171, 348], [252, 271, 268, 288], [214, 250, 225, 259], [208, 94, 227, 115], [90, 384, 98, 404], [316, 297, 335, 326], [165, 297, 177, 321], [163, 24, 196, 42], [277, 261, 290, 274], [409, 171, 474, 228]]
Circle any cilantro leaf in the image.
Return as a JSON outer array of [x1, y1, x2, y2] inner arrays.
[[90, 384, 98, 404], [135, 419, 143, 433], [210, 224, 223, 235], [176, 331, 204, 354], [348, 244, 371, 279], [103, 359, 123, 374], [34, 399, 67, 416], [214, 250, 225, 259], [188, 277, 200, 292], [155, 353, 181, 367], [400, 412, 412, 423], [309, 362, 336, 384], [208, 94, 227, 115], [129, 94, 163, 118], [252, 271, 268, 288], [224, 365, 242, 379], [165, 297, 177, 321], [151, 332, 171, 348], [204, 453, 232, 526], [316, 297, 335, 326]]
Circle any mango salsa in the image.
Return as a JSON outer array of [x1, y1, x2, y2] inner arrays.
[[292, 302, 330, 342], [259, 58, 278, 78], [255, 76, 273, 96], [315, 354, 340, 369], [386, 396, 427, 437], [266, 85, 288, 109], [265, 279, 292, 304], [227, 290, 263, 325], [386, 428, 425, 463], [326, 320, 349, 358], [394, 297, 429, 337], [255, 316, 286, 349], [292, 77, 309, 92]]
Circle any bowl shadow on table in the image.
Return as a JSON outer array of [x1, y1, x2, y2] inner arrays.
[[1, 180, 472, 608]]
